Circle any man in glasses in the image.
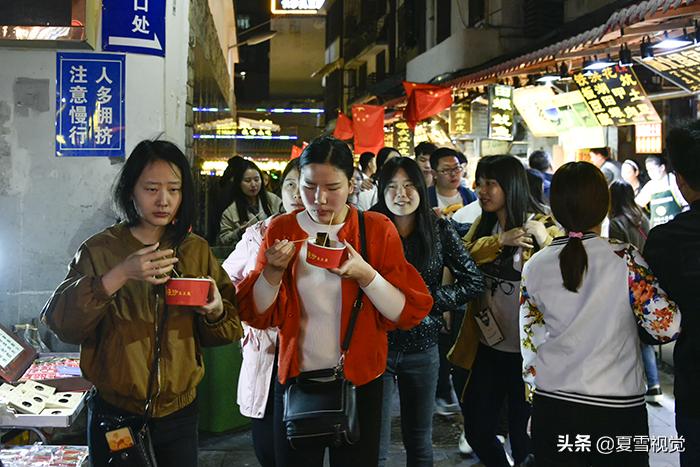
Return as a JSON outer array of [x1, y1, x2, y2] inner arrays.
[[428, 147, 477, 218]]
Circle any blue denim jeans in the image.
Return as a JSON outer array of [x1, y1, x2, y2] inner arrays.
[[641, 344, 660, 387], [378, 344, 439, 467], [676, 413, 700, 467]]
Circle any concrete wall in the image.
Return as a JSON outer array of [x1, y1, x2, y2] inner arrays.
[[564, 0, 614, 22], [269, 17, 325, 100], [406, 28, 505, 83], [0, 0, 191, 349]]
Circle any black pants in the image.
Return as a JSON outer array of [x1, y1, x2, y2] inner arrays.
[[252, 350, 288, 467], [87, 392, 199, 467], [436, 309, 465, 402], [532, 393, 649, 467], [281, 375, 384, 467], [461, 344, 532, 467]]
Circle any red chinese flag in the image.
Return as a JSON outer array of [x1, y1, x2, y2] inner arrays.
[[404, 87, 453, 129], [290, 145, 303, 159], [333, 112, 354, 140], [403, 81, 441, 97], [351, 104, 385, 155]]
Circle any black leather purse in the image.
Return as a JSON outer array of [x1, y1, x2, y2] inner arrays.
[[283, 211, 367, 449]]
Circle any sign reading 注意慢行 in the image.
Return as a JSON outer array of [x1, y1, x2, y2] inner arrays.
[[102, 0, 165, 57], [56, 52, 125, 157], [449, 101, 472, 135], [393, 121, 414, 156], [488, 85, 514, 141], [635, 43, 700, 93], [573, 66, 660, 127]]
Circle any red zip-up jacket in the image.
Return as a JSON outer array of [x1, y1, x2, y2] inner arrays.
[[237, 207, 433, 386]]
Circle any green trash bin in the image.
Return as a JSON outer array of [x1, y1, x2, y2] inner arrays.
[[198, 342, 250, 432]]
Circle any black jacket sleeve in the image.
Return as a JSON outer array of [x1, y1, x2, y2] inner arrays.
[[432, 219, 485, 313]]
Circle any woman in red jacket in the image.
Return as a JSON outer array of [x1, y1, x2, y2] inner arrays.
[[237, 137, 433, 467]]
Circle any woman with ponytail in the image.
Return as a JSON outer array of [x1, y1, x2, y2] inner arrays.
[[449, 155, 559, 467], [519, 162, 681, 467]]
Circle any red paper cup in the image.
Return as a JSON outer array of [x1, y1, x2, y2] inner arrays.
[[165, 278, 210, 306], [306, 240, 347, 269]]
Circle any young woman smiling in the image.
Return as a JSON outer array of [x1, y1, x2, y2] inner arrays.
[[236, 137, 433, 467], [371, 157, 484, 467], [450, 155, 560, 467]]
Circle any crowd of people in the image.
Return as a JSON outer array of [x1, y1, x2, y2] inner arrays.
[[39, 119, 700, 467]]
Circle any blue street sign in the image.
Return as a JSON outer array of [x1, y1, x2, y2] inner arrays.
[[102, 0, 165, 57], [56, 52, 126, 157]]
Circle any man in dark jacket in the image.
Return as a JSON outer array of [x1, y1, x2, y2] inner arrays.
[[644, 120, 700, 467]]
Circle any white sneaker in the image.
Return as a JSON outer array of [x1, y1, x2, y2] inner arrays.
[[459, 431, 473, 455], [435, 397, 460, 416]]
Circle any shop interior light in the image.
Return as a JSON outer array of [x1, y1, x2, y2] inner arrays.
[[254, 108, 324, 114], [193, 134, 297, 140], [619, 44, 634, 67], [536, 67, 560, 84], [583, 55, 615, 71], [653, 30, 692, 50], [193, 107, 231, 112], [640, 36, 655, 60]]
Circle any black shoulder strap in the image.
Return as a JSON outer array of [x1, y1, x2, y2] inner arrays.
[[340, 211, 366, 353]]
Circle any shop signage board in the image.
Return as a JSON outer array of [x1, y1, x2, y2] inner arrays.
[[56, 52, 126, 157], [573, 66, 660, 127], [635, 44, 700, 93], [540, 91, 600, 132], [393, 121, 414, 156], [272, 0, 326, 15], [488, 84, 514, 140], [449, 101, 472, 135], [102, 0, 166, 57], [383, 127, 394, 148], [513, 86, 559, 137]]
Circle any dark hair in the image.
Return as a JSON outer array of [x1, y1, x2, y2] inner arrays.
[[666, 120, 700, 190], [473, 155, 544, 256], [609, 180, 644, 227], [528, 150, 552, 172], [430, 147, 462, 170], [526, 169, 547, 207], [414, 142, 437, 157], [359, 151, 375, 173], [590, 147, 609, 159], [280, 158, 300, 186], [231, 160, 274, 223], [114, 140, 195, 246], [645, 154, 666, 168], [299, 136, 354, 180], [550, 162, 609, 293], [371, 157, 435, 271], [376, 147, 400, 175]]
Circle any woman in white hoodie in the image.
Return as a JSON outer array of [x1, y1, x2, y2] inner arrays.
[[222, 158, 302, 467], [520, 162, 681, 467]]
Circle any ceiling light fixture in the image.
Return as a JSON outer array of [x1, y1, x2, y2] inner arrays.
[[653, 30, 692, 50], [640, 36, 655, 60]]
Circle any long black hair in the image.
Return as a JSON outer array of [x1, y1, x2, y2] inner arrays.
[[473, 155, 544, 256], [231, 159, 274, 223], [551, 162, 609, 293], [299, 136, 354, 180], [376, 147, 400, 177], [609, 180, 644, 227], [372, 157, 435, 271], [113, 139, 195, 246]]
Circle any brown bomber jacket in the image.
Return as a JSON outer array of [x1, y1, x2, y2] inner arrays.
[[42, 223, 242, 417]]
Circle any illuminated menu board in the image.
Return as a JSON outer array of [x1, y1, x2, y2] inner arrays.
[[488, 84, 514, 140], [449, 101, 472, 135], [573, 66, 660, 127], [636, 44, 700, 93]]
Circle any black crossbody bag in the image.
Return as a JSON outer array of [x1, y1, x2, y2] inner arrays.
[[89, 291, 169, 467], [283, 211, 367, 449]]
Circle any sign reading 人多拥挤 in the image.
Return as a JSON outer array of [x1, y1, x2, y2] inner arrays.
[[56, 52, 125, 157], [102, 0, 165, 57], [572, 66, 660, 127]]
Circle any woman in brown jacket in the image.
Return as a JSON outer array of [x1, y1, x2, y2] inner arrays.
[[42, 140, 242, 466]]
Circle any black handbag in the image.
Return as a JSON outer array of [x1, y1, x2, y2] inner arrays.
[[90, 293, 169, 467], [283, 211, 367, 449]]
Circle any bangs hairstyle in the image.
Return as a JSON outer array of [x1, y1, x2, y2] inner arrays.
[[372, 157, 436, 272], [473, 155, 544, 255], [550, 162, 609, 293], [114, 140, 195, 246], [231, 160, 274, 224], [377, 147, 400, 175], [299, 136, 354, 180]]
